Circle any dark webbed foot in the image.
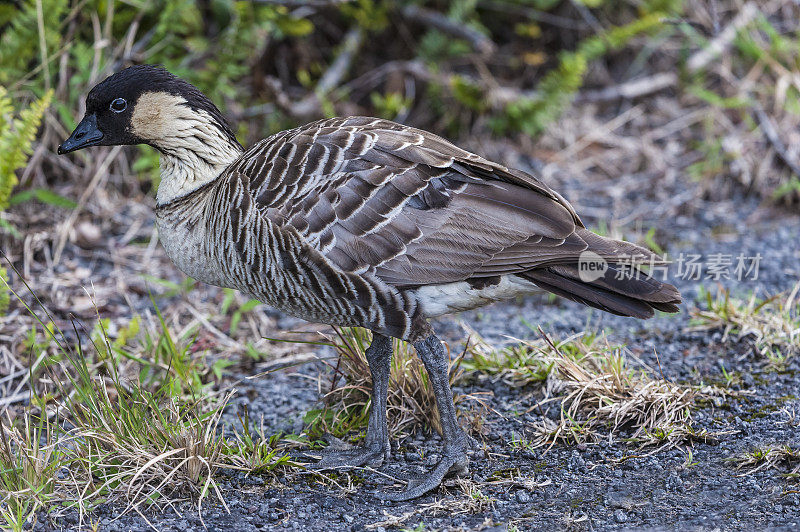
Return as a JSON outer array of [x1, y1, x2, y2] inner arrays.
[[310, 334, 393, 470], [308, 434, 390, 469], [378, 334, 473, 501], [378, 436, 471, 501]]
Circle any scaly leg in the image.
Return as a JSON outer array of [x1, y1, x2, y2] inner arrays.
[[311, 332, 392, 469], [379, 334, 471, 501]]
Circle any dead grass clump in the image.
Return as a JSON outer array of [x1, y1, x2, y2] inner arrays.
[[468, 329, 724, 451], [534, 330, 726, 450], [733, 444, 800, 479], [365, 478, 495, 530], [421, 478, 496, 516], [305, 327, 470, 441], [690, 284, 800, 369]]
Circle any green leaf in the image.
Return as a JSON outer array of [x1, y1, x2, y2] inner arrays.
[[211, 358, 234, 380], [276, 15, 313, 37], [239, 299, 261, 313], [9, 188, 77, 209], [0, 218, 21, 238]]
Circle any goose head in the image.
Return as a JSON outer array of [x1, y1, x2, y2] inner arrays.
[[59, 65, 244, 204], [59, 65, 240, 155]]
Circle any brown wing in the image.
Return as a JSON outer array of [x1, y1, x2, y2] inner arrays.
[[229, 116, 643, 287]]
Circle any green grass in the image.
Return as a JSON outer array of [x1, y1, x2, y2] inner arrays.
[[690, 284, 800, 370], [0, 415, 62, 531], [55, 351, 231, 517], [462, 338, 554, 387], [221, 407, 302, 475], [0, 261, 299, 527], [220, 289, 262, 336]]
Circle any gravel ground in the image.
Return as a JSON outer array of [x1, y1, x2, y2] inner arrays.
[[29, 183, 800, 531]]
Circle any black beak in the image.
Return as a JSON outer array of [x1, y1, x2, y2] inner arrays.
[[58, 114, 103, 154]]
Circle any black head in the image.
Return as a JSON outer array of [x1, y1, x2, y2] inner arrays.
[[58, 65, 238, 154]]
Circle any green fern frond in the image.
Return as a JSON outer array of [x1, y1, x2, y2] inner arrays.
[[0, 87, 53, 211]]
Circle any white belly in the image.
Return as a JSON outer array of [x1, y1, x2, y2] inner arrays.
[[412, 275, 540, 317]]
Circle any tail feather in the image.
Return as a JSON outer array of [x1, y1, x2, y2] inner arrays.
[[521, 231, 682, 318]]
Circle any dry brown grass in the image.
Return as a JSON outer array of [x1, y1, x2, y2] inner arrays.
[[466, 329, 727, 452], [733, 444, 800, 479], [533, 331, 723, 450]]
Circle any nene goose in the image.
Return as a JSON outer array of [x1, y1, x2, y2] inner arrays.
[[59, 65, 681, 500]]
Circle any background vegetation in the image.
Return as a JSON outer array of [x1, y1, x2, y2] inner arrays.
[[3, 0, 800, 224]]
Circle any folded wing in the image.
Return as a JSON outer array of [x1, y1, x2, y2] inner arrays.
[[234, 116, 622, 287]]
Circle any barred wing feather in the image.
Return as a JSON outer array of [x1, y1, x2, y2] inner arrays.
[[230, 116, 628, 288]]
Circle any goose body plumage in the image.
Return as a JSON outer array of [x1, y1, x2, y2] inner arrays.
[[59, 66, 681, 500], [156, 115, 679, 341]]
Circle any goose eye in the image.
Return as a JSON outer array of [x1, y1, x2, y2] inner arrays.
[[110, 98, 127, 113]]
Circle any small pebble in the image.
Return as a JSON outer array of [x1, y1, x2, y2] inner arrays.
[[258, 503, 270, 518], [614, 509, 628, 523], [515, 490, 531, 504]]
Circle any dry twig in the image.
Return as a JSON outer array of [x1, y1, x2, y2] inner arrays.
[[400, 4, 496, 55]]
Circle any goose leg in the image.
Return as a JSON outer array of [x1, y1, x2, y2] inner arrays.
[[312, 332, 392, 469], [379, 334, 471, 501]]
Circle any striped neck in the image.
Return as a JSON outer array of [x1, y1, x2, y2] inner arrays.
[[128, 91, 243, 205], [154, 129, 243, 205]]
